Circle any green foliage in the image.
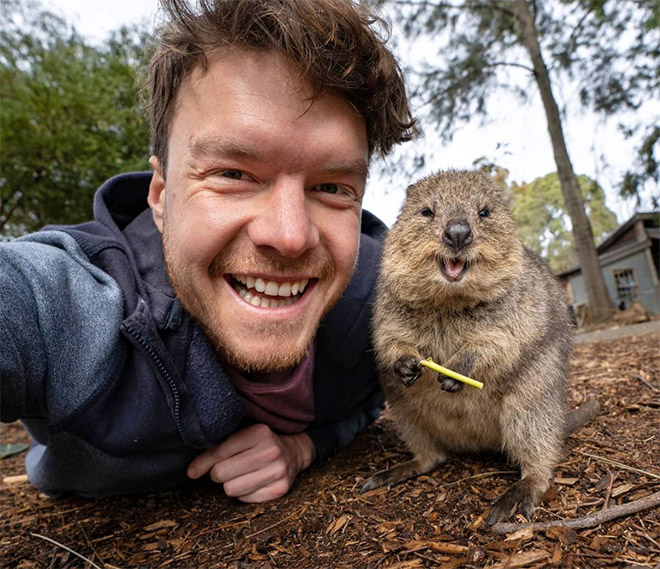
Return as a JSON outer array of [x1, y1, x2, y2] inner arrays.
[[476, 159, 619, 271], [0, 0, 151, 237], [374, 0, 659, 202], [511, 173, 619, 272], [620, 125, 660, 208]]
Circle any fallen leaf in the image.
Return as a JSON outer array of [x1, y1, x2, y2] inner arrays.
[[468, 511, 487, 532], [0, 443, 29, 459], [594, 471, 613, 492], [380, 540, 401, 553], [141, 542, 161, 552], [554, 477, 579, 486], [611, 482, 634, 497], [402, 540, 427, 552], [142, 520, 178, 532], [326, 514, 351, 536], [551, 545, 562, 564], [589, 535, 609, 551], [503, 527, 534, 543], [429, 542, 470, 555], [545, 526, 578, 545], [491, 549, 550, 568], [387, 560, 424, 569]]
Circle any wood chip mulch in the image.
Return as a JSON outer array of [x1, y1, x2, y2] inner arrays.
[[1, 331, 658, 568]]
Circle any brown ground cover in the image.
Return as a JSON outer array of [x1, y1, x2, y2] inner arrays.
[[1, 330, 658, 568]]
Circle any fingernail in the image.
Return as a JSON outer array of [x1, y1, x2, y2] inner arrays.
[[187, 466, 198, 479]]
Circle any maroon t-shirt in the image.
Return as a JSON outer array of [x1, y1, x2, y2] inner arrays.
[[227, 346, 315, 434]]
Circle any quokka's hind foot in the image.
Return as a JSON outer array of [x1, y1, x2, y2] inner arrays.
[[487, 477, 547, 524], [360, 457, 444, 494]]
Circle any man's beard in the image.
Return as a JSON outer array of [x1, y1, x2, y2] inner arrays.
[[162, 228, 342, 374]]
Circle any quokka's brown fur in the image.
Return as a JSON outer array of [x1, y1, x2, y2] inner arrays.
[[362, 170, 573, 524]]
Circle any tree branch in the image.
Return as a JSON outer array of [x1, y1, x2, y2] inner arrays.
[[382, 0, 514, 15], [566, 7, 595, 54], [491, 491, 660, 534], [488, 61, 535, 73]]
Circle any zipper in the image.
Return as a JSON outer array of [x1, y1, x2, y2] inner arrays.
[[121, 320, 192, 446]]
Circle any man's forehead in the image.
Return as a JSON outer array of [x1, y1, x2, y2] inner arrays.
[[185, 47, 308, 94]]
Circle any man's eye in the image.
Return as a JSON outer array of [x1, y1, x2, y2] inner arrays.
[[313, 183, 340, 194], [222, 169, 244, 180]]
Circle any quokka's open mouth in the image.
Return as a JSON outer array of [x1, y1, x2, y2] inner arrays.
[[441, 258, 469, 282]]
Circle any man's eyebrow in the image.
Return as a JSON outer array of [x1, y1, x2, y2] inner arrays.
[[322, 158, 369, 180], [188, 135, 368, 179], [188, 136, 266, 161]]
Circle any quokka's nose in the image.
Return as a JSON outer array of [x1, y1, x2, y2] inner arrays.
[[443, 222, 473, 251]]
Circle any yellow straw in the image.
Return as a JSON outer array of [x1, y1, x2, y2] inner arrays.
[[419, 357, 484, 390]]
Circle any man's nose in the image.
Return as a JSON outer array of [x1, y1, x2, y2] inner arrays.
[[248, 180, 320, 258]]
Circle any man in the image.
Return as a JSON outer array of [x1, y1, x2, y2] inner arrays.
[[0, 0, 415, 502]]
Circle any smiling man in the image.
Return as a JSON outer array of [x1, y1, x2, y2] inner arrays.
[[152, 50, 368, 378], [0, 0, 415, 501]]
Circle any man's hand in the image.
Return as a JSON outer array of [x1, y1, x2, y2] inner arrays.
[[186, 424, 316, 503]]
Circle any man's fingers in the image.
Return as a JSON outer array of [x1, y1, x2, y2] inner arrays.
[[187, 447, 223, 479], [187, 443, 241, 479], [221, 462, 290, 502], [234, 480, 291, 503], [209, 437, 285, 482], [186, 425, 311, 503], [187, 424, 280, 480]]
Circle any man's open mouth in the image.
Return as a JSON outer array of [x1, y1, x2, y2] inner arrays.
[[229, 275, 311, 308], [441, 258, 469, 282]]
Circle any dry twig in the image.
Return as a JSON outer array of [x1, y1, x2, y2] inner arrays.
[[30, 532, 103, 569], [577, 452, 660, 480], [491, 491, 660, 534], [635, 372, 658, 392]]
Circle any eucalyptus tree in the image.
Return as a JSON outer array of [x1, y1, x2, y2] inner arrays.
[[375, 0, 658, 321]]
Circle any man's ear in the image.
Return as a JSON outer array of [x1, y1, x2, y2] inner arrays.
[[148, 156, 166, 233]]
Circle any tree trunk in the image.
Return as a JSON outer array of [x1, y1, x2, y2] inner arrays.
[[513, 0, 614, 322]]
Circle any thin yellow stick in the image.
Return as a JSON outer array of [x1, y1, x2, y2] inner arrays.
[[419, 357, 484, 390]]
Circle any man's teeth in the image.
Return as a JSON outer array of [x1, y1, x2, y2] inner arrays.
[[234, 276, 309, 308]]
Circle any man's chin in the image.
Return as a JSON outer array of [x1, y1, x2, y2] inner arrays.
[[221, 341, 310, 376], [204, 309, 321, 376]]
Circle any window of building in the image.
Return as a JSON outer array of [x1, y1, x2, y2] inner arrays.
[[613, 268, 639, 309]]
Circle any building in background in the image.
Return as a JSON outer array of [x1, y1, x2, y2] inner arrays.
[[558, 212, 660, 325]]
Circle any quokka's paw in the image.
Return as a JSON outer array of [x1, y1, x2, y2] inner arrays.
[[359, 471, 398, 494], [487, 480, 538, 524], [441, 351, 474, 394], [394, 356, 422, 387], [359, 459, 425, 494], [437, 376, 465, 393]]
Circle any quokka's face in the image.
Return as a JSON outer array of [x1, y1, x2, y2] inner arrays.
[[390, 170, 521, 293]]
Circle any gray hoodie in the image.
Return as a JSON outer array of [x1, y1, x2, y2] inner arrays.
[[0, 172, 385, 496]]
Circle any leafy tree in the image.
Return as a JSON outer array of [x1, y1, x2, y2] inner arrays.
[[511, 172, 619, 272], [620, 125, 660, 208], [0, 0, 151, 237], [375, 0, 659, 321]]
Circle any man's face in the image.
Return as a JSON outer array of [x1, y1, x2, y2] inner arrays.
[[148, 49, 368, 376]]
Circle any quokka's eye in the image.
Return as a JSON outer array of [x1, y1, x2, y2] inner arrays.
[[478, 207, 490, 218], [421, 207, 435, 218]]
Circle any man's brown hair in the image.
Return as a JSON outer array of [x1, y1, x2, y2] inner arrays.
[[144, 0, 416, 173]]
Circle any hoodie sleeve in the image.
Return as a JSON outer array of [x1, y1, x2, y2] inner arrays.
[[0, 231, 125, 424]]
